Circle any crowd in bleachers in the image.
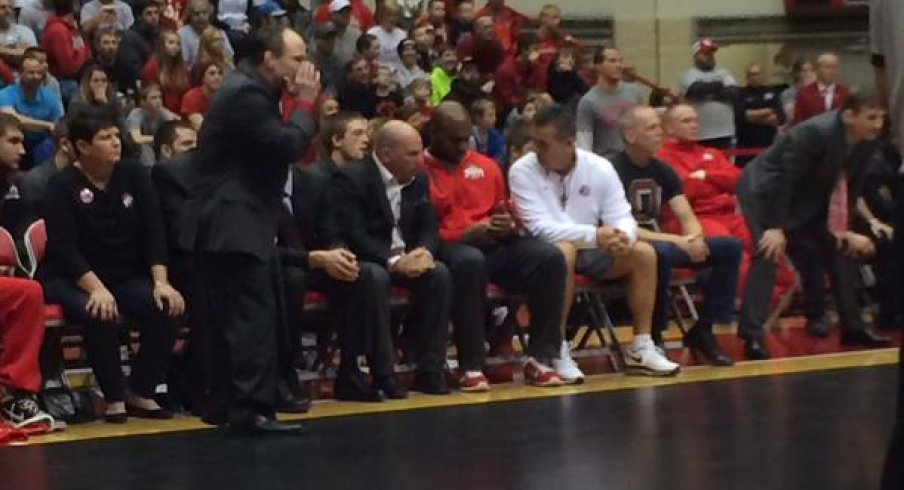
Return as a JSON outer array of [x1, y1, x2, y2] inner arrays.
[[0, 0, 899, 439]]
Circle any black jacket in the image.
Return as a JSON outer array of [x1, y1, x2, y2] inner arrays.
[[151, 150, 194, 257], [179, 60, 318, 262], [331, 156, 438, 266], [276, 163, 344, 269]]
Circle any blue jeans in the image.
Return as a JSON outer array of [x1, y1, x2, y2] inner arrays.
[[652, 237, 743, 335]]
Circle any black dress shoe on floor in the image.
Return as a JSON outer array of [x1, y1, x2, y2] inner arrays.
[[126, 404, 174, 420], [805, 318, 830, 338], [334, 368, 383, 402], [104, 412, 128, 424], [276, 380, 311, 414], [374, 375, 408, 400], [685, 328, 734, 367], [411, 371, 451, 395], [744, 338, 771, 360], [227, 414, 304, 436], [841, 329, 893, 348]]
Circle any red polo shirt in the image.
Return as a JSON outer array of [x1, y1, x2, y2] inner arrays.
[[656, 140, 741, 219], [423, 150, 507, 242]]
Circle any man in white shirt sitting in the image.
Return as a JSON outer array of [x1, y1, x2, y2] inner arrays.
[[509, 104, 680, 376]]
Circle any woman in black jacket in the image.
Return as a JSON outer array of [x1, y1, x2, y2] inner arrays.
[[38, 105, 185, 424]]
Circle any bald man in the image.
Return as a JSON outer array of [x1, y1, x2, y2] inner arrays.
[[332, 120, 454, 395], [792, 52, 850, 125], [424, 101, 568, 389]]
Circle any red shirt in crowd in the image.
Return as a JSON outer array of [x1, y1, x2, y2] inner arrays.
[[474, 3, 527, 55], [180, 87, 211, 118], [423, 149, 507, 242], [656, 140, 741, 223], [493, 55, 542, 114], [141, 58, 189, 114], [313, 0, 375, 31], [791, 81, 850, 126], [41, 15, 91, 80], [456, 35, 505, 79], [281, 92, 319, 165], [0, 60, 14, 85]]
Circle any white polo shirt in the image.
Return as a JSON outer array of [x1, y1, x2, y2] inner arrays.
[[509, 148, 638, 249]]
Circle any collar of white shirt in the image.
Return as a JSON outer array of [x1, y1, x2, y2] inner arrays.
[[373, 152, 414, 188]]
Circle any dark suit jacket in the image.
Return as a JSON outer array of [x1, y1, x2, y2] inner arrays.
[[331, 156, 438, 266], [151, 150, 194, 257], [739, 110, 873, 232], [178, 61, 318, 262], [792, 81, 850, 125], [276, 163, 344, 269]]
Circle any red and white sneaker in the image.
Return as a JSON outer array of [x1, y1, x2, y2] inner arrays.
[[458, 371, 490, 392], [523, 358, 564, 387]]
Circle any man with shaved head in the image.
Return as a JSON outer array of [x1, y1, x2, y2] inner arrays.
[[333, 120, 454, 395], [792, 52, 850, 125], [613, 106, 742, 366], [424, 101, 568, 389]]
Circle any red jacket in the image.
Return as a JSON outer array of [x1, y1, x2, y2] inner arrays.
[[474, 4, 528, 54], [792, 81, 850, 125], [493, 55, 541, 114], [314, 0, 375, 31], [41, 15, 91, 80], [656, 141, 741, 224], [423, 150, 507, 242]]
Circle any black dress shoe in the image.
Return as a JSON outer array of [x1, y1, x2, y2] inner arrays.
[[841, 329, 893, 348], [744, 338, 771, 360], [276, 380, 311, 414], [411, 371, 451, 395], [805, 318, 830, 338], [227, 414, 304, 437], [685, 327, 734, 367], [104, 412, 128, 424], [126, 404, 174, 420], [334, 368, 383, 402], [373, 375, 408, 400]]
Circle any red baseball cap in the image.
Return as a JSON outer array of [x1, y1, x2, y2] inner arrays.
[[692, 38, 719, 55]]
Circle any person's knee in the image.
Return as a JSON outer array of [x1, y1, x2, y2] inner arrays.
[[555, 241, 578, 272], [534, 242, 567, 276], [708, 237, 744, 263], [357, 261, 389, 288], [443, 245, 486, 276], [630, 240, 657, 270]]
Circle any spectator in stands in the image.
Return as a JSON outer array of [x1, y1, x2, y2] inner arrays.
[[394, 104, 424, 132], [338, 56, 379, 118], [474, 0, 524, 55], [314, 0, 375, 32], [658, 103, 797, 317], [737, 93, 892, 359], [179, 0, 233, 66], [329, 0, 363, 68], [613, 106, 741, 365], [92, 28, 128, 92], [429, 43, 456, 105], [493, 32, 541, 120], [468, 98, 503, 162], [408, 77, 432, 118], [21, 119, 72, 206], [142, 31, 191, 115], [0, 114, 55, 432], [547, 47, 588, 109], [19, 0, 51, 41], [393, 37, 427, 90], [68, 65, 120, 115], [309, 22, 344, 98], [509, 104, 680, 377], [193, 25, 235, 81], [780, 58, 815, 122], [367, 0, 407, 68], [80, 0, 134, 34], [425, 101, 568, 387], [457, 15, 502, 81], [39, 105, 184, 424], [153, 119, 196, 162], [127, 83, 177, 166], [372, 63, 404, 118], [114, 0, 160, 95], [792, 52, 849, 126], [447, 0, 473, 45], [735, 62, 785, 166], [0, 51, 62, 169], [411, 23, 436, 71], [0, 0, 37, 66], [535, 4, 577, 92], [444, 57, 488, 113], [319, 111, 368, 170], [320, 97, 340, 117], [680, 38, 737, 150], [332, 120, 454, 395], [416, 0, 448, 46], [41, 0, 91, 100], [505, 118, 532, 170], [355, 32, 382, 76], [576, 46, 643, 160], [23, 47, 60, 95], [181, 61, 222, 128]]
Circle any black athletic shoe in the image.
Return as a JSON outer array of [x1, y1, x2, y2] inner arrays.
[[2, 393, 54, 429]]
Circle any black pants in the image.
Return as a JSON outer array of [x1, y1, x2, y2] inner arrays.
[[197, 251, 282, 423], [166, 255, 210, 409], [439, 238, 565, 369], [388, 262, 453, 373], [282, 262, 396, 376], [740, 217, 865, 339], [43, 275, 179, 403]]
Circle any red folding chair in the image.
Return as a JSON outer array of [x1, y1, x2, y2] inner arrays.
[[0, 226, 18, 275], [23, 219, 46, 279]]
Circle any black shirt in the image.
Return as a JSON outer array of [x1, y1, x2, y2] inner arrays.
[[611, 152, 683, 223], [0, 172, 38, 239], [40, 158, 167, 285], [736, 85, 785, 149]]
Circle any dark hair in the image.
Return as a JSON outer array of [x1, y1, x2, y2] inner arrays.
[[516, 32, 538, 56], [345, 56, 367, 75], [22, 47, 47, 61], [791, 57, 813, 83], [51, 117, 69, 145], [393, 104, 420, 121], [94, 26, 122, 46], [246, 24, 289, 66], [153, 120, 196, 158], [396, 37, 416, 60], [356, 33, 378, 54], [320, 111, 365, 153], [470, 98, 494, 118], [51, 0, 74, 16], [842, 89, 882, 113], [68, 105, 119, 156], [532, 103, 575, 139], [592, 45, 618, 64], [0, 113, 22, 137], [507, 119, 531, 154]]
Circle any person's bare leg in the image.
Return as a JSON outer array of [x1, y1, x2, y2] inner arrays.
[[605, 241, 657, 336], [555, 241, 577, 336]]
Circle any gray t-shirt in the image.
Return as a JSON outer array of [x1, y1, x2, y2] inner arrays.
[[0, 23, 37, 47], [871, 0, 904, 151], [126, 107, 178, 136], [80, 0, 135, 31], [680, 66, 738, 141], [575, 83, 644, 159]]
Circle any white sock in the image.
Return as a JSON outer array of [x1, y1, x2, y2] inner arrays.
[[631, 334, 652, 350], [465, 370, 483, 377]]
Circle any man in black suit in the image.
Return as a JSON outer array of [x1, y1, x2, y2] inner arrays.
[[737, 93, 892, 360], [332, 120, 454, 395], [179, 25, 320, 435]]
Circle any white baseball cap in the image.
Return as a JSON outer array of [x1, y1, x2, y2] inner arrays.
[[329, 0, 351, 13]]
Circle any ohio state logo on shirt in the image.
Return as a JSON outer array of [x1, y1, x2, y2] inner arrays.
[[79, 188, 94, 204], [463, 164, 485, 180]]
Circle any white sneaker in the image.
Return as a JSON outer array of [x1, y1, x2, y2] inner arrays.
[[553, 340, 585, 384], [624, 341, 680, 377]]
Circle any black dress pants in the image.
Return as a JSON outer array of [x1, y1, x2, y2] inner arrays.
[[387, 262, 453, 374]]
